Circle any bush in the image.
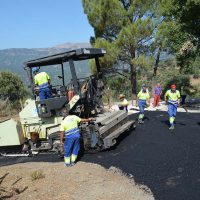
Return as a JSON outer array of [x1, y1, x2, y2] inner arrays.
[[163, 75, 190, 91], [0, 99, 11, 117], [104, 75, 131, 100], [0, 71, 27, 112], [193, 74, 200, 79]]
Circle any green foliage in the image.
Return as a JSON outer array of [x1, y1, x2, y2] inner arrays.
[[157, 0, 200, 73], [83, 0, 157, 95], [116, 17, 154, 64], [152, 66, 192, 97], [0, 71, 27, 109], [90, 38, 119, 74], [192, 84, 200, 98], [0, 99, 12, 117], [83, 0, 126, 39], [104, 75, 131, 100], [132, 55, 154, 75], [176, 41, 197, 74], [156, 21, 186, 53], [160, 0, 200, 40], [192, 56, 200, 75], [163, 75, 190, 93]]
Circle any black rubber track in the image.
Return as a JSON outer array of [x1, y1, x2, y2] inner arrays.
[[0, 111, 200, 200]]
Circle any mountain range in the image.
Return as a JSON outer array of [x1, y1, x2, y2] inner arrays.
[[0, 42, 91, 86]]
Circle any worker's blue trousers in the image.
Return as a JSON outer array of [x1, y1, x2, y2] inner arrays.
[[39, 87, 52, 100], [138, 100, 146, 114], [119, 105, 128, 112], [168, 103, 177, 125], [138, 99, 146, 119], [64, 134, 80, 164]]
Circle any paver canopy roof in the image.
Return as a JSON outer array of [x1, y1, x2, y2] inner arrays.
[[24, 48, 106, 68]]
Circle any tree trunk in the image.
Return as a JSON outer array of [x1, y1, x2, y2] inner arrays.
[[153, 47, 160, 76], [130, 64, 137, 98], [129, 49, 136, 99], [129, 49, 136, 104]]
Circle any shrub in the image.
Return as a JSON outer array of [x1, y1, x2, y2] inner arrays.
[[0, 71, 28, 112]]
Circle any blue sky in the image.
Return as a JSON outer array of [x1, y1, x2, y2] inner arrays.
[[0, 0, 94, 49]]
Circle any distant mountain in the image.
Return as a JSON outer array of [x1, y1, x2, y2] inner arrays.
[[54, 42, 90, 49], [0, 42, 91, 86]]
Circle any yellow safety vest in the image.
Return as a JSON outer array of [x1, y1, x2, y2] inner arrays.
[[137, 90, 150, 100], [34, 72, 50, 88], [60, 115, 81, 136], [121, 99, 129, 106], [165, 89, 180, 104]]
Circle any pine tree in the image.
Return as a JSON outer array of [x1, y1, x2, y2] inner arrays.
[[82, 0, 156, 97]]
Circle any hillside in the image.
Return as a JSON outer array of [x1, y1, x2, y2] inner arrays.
[[0, 43, 91, 85]]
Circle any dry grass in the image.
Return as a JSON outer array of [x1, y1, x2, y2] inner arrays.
[[30, 170, 45, 181], [189, 76, 200, 97], [0, 99, 11, 117], [190, 75, 200, 86], [0, 99, 19, 122]]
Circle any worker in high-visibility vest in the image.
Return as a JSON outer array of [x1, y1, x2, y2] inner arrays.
[[32, 67, 52, 100], [136, 84, 150, 124], [60, 109, 93, 167], [164, 84, 181, 130], [118, 94, 129, 112]]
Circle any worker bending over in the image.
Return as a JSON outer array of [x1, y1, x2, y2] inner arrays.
[[165, 84, 180, 130], [118, 94, 129, 112], [32, 67, 52, 100], [60, 109, 93, 167], [136, 84, 150, 124]]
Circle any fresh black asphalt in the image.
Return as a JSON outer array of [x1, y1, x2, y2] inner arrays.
[[0, 111, 200, 200]]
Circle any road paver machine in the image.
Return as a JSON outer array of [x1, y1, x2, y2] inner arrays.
[[0, 48, 135, 155]]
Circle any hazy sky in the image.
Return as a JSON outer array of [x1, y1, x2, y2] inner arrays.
[[0, 0, 94, 49]]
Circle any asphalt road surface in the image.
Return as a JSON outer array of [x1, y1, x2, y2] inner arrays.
[[0, 111, 200, 200]]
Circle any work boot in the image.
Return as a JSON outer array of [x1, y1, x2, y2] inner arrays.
[[138, 119, 144, 124], [70, 162, 76, 166], [169, 125, 175, 130], [64, 163, 71, 167]]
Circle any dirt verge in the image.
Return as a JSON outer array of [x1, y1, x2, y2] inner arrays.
[[0, 162, 154, 200]]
